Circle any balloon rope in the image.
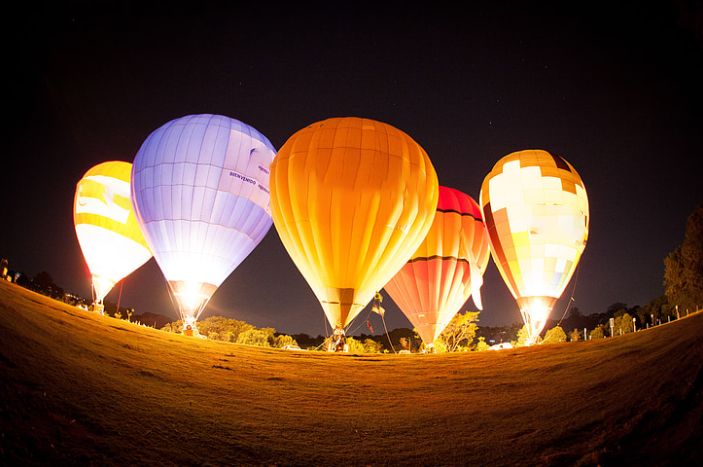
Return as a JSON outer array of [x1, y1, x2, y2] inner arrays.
[[321, 306, 330, 338], [164, 279, 181, 325], [381, 313, 397, 354], [314, 310, 331, 351], [556, 264, 581, 328], [116, 280, 124, 315], [345, 308, 372, 336], [314, 341, 327, 351], [88, 267, 95, 305]]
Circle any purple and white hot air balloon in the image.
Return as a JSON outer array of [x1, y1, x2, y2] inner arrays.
[[131, 114, 276, 331]]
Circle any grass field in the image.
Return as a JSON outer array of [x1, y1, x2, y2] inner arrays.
[[1, 280, 701, 466]]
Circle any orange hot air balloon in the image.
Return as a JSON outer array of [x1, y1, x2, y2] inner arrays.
[[480, 150, 589, 346], [384, 186, 490, 347], [270, 117, 439, 333]]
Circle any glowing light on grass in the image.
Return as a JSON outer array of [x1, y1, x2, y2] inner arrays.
[[480, 150, 589, 345]]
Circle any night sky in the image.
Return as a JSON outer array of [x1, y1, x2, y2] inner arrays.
[[4, 1, 702, 335]]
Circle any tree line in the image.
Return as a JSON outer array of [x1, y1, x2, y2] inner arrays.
[[161, 316, 301, 349], [0, 263, 138, 319]]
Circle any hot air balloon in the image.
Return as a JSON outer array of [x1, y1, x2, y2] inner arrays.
[[270, 117, 439, 344], [480, 149, 589, 345], [384, 186, 490, 349], [74, 161, 152, 313], [131, 114, 276, 331]]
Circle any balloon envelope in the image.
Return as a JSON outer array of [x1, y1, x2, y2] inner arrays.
[[384, 186, 490, 345], [480, 149, 589, 344], [131, 114, 276, 326], [270, 117, 439, 329], [74, 161, 152, 303]]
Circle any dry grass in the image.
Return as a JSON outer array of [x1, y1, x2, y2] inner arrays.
[[0, 280, 701, 466]]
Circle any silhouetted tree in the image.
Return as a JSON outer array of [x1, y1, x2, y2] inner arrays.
[[567, 307, 583, 320], [385, 328, 420, 352], [613, 312, 634, 335], [16, 272, 31, 289], [607, 302, 628, 316], [640, 295, 668, 325], [31, 271, 63, 298], [664, 204, 703, 312], [291, 333, 324, 349]]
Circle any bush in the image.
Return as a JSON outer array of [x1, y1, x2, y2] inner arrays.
[[161, 320, 183, 333], [513, 325, 540, 347], [475, 336, 490, 352], [346, 337, 364, 353], [542, 326, 567, 345], [362, 338, 383, 353], [274, 334, 299, 349], [569, 328, 581, 342], [236, 328, 274, 347], [589, 325, 605, 340], [197, 316, 253, 341]]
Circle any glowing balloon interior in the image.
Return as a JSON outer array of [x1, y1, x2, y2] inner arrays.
[[270, 117, 439, 331], [480, 150, 589, 345], [73, 161, 152, 306], [131, 114, 276, 328], [384, 186, 490, 346]]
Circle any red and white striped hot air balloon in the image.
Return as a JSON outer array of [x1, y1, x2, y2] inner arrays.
[[384, 186, 490, 349]]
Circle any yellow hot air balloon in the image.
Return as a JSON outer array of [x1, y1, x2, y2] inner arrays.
[[480, 150, 589, 345], [270, 117, 439, 336], [74, 161, 152, 311]]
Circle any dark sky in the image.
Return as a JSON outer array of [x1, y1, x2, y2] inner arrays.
[[4, 1, 702, 335]]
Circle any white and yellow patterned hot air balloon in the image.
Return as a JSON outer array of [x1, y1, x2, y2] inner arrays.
[[480, 150, 589, 345], [74, 161, 152, 309]]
